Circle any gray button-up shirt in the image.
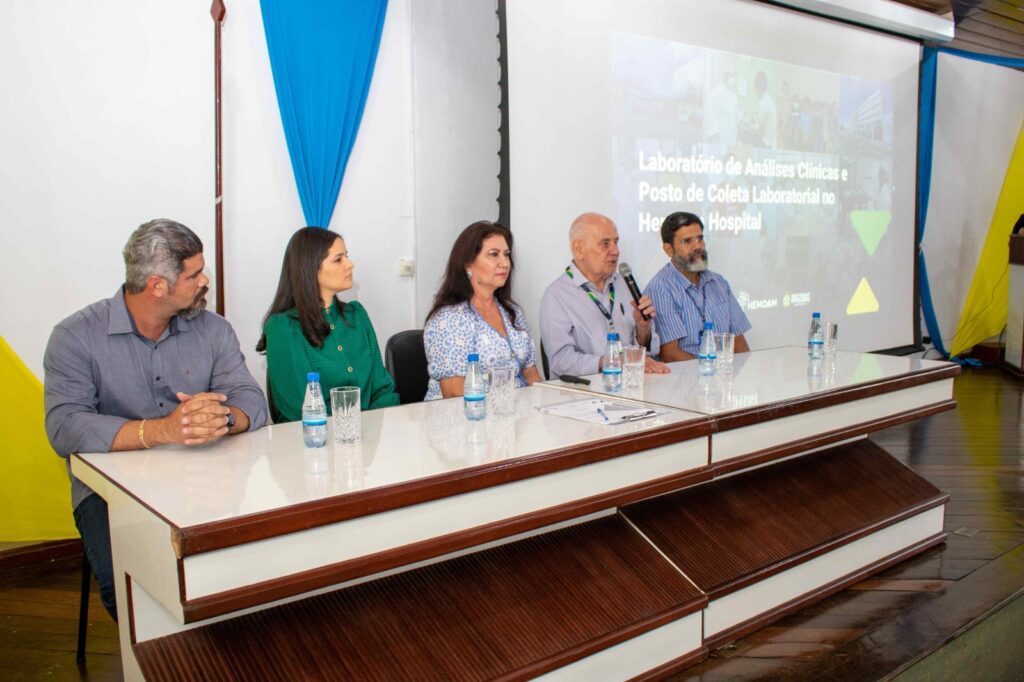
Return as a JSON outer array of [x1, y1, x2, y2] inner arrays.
[[539, 263, 660, 379], [44, 288, 269, 509]]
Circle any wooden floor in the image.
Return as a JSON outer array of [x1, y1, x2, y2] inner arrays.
[[1, 366, 1021, 681]]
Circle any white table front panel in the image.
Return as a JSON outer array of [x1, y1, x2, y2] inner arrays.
[[537, 610, 703, 681], [711, 378, 954, 463]]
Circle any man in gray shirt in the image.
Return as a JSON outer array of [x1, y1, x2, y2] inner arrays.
[[539, 212, 669, 378], [44, 219, 268, 620]]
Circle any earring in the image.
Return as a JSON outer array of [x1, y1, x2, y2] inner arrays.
[[466, 271, 472, 278]]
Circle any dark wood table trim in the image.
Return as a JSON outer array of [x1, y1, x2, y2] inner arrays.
[[173, 417, 713, 558]]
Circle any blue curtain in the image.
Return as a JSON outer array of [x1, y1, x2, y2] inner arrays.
[[261, 0, 388, 228], [917, 46, 1024, 359]]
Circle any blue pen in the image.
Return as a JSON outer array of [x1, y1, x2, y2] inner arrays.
[[597, 407, 609, 422]]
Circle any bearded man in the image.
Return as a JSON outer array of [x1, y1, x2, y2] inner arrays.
[[43, 218, 268, 620], [644, 212, 751, 362]]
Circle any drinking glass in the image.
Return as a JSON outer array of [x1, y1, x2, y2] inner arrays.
[[623, 346, 646, 389], [331, 387, 361, 444], [489, 362, 516, 415], [713, 332, 735, 371], [824, 322, 839, 357]]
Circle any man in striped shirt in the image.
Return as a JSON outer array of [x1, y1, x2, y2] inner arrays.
[[644, 212, 751, 362]]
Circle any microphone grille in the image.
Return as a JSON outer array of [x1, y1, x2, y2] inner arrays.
[[618, 262, 633, 277]]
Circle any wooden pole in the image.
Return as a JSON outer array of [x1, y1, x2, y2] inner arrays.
[[211, 0, 226, 316]]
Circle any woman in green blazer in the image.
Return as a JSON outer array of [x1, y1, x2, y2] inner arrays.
[[257, 227, 399, 422]]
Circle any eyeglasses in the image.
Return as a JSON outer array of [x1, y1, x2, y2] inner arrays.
[[677, 233, 705, 247]]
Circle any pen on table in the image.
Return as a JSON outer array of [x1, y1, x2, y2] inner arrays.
[[623, 410, 657, 422], [560, 374, 591, 385], [596, 407, 609, 422]]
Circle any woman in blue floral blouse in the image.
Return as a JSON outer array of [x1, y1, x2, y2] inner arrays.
[[423, 221, 542, 400]]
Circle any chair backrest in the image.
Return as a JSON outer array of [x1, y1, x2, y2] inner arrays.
[[540, 340, 550, 380], [385, 329, 428, 404]]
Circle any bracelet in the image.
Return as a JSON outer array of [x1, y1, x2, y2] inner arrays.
[[138, 419, 151, 449]]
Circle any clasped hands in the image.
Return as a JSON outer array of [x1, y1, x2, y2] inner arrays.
[[158, 392, 231, 446]]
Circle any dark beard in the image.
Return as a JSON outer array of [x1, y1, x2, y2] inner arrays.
[[179, 286, 209, 320]]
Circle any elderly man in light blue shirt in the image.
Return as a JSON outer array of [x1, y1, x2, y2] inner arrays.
[[539, 212, 669, 378], [44, 219, 268, 621], [645, 211, 751, 361]]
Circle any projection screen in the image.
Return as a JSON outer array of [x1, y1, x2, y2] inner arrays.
[[506, 0, 920, 353]]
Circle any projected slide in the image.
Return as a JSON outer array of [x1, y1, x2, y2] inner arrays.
[[612, 32, 894, 326], [507, 0, 919, 352]]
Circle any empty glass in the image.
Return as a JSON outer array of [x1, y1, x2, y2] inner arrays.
[[331, 386, 361, 444], [623, 345, 646, 389], [489, 361, 516, 415], [824, 322, 839, 357], [713, 332, 735, 371]]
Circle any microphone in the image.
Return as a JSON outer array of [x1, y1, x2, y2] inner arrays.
[[618, 262, 651, 320]]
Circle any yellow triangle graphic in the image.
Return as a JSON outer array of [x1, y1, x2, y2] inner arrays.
[[846, 278, 879, 315]]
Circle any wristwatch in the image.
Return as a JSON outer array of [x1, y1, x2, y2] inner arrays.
[[226, 412, 236, 431]]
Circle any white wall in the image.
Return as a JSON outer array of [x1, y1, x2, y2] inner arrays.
[[0, 0, 496, 385], [922, 54, 1024, 346], [411, 0, 501, 322], [0, 2, 213, 377]]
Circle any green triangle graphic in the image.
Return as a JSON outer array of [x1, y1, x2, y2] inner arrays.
[[849, 210, 891, 256]]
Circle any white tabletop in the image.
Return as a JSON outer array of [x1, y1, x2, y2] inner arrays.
[[543, 347, 954, 415], [75, 385, 705, 531]]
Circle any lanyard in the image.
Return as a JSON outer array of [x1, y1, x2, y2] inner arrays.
[[466, 301, 521, 373], [684, 282, 707, 326], [565, 266, 617, 330]]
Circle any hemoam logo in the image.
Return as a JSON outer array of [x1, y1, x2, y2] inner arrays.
[[737, 291, 779, 311]]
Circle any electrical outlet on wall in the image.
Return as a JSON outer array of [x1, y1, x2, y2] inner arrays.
[[398, 258, 415, 277]]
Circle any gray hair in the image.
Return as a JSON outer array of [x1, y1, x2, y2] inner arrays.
[[123, 219, 203, 294]]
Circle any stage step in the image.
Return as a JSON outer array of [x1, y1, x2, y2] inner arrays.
[[134, 515, 706, 681], [623, 439, 948, 647]]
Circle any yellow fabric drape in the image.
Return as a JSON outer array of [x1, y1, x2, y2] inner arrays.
[[0, 335, 78, 540], [950, 123, 1024, 358]]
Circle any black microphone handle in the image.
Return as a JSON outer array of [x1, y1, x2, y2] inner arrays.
[[622, 273, 652, 320]]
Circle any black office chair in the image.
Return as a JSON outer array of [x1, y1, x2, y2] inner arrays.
[[384, 330, 428, 404], [77, 552, 91, 665], [540, 340, 551, 380]]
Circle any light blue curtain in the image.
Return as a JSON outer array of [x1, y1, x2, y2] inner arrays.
[[261, 0, 388, 228], [917, 46, 1024, 359]]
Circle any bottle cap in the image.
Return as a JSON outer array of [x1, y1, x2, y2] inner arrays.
[[610, 333, 620, 341], [703, 321, 713, 330], [307, 371, 320, 381], [812, 312, 821, 318], [467, 353, 479, 362]]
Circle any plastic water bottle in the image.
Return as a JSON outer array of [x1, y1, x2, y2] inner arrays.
[[301, 371, 327, 448], [464, 353, 486, 421], [808, 312, 824, 359], [602, 332, 623, 392], [698, 321, 717, 376]]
